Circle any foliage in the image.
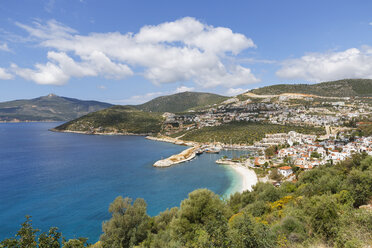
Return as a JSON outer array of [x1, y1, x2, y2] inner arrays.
[[54, 106, 164, 135], [0, 94, 111, 122], [250, 78, 372, 97], [228, 212, 276, 248], [181, 122, 324, 145], [265, 146, 276, 158], [269, 168, 283, 181], [2, 154, 372, 247], [0, 216, 89, 248], [135, 92, 228, 113], [100, 196, 150, 248]]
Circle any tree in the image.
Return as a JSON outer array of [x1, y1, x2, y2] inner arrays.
[[38, 227, 62, 248], [265, 146, 276, 159], [304, 195, 339, 239], [269, 168, 283, 181], [228, 212, 275, 248], [344, 169, 372, 207], [170, 189, 229, 247], [0, 216, 89, 248], [62, 238, 89, 248], [100, 197, 150, 248], [310, 151, 321, 159]]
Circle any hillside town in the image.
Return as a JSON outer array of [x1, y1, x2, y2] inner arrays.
[[218, 130, 372, 180], [157, 93, 372, 183], [162, 93, 372, 135]]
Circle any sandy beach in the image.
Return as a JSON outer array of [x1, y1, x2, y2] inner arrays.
[[226, 164, 258, 193]]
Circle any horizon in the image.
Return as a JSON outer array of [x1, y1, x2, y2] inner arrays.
[[1, 78, 368, 104], [1, 1, 372, 104]]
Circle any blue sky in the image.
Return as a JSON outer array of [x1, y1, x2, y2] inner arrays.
[[1, 0, 372, 103]]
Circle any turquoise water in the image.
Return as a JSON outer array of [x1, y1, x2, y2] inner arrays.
[[0, 122, 247, 242]]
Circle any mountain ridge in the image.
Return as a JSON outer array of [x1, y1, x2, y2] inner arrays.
[[248, 79, 372, 97], [134, 91, 228, 113], [0, 94, 112, 122]]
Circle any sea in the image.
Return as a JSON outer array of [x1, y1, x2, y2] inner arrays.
[[0, 122, 250, 242]]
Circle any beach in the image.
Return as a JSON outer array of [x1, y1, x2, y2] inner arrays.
[[224, 164, 258, 194]]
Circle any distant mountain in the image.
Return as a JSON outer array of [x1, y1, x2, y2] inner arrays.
[[53, 106, 163, 135], [135, 91, 228, 113], [53, 91, 227, 134], [249, 79, 372, 97], [0, 94, 112, 122]]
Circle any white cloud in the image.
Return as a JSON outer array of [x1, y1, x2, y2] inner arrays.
[[276, 47, 372, 82], [114, 86, 196, 104], [114, 91, 165, 105], [0, 68, 13, 80], [98, 85, 106, 90], [175, 86, 195, 93], [13, 17, 259, 87], [0, 43, 10, 52], [226, 87, 248, 96], [13, 51, 133, 85], [12, 62, 69, 85]]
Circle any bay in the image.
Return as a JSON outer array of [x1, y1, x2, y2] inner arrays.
[[0, 122, 243, 242]]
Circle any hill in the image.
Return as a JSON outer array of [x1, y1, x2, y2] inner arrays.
[[249, 79, 372, 97], [0, 94, 112, 122], [53, 106, 163, 135], [135, 91, 228, 113], [178, 122, 325, 144]]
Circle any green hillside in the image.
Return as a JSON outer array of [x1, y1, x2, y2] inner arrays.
[[53, 106, 163, 135], [249, 79, 372, 97], [0, 94, 112, 122], [135, 91, 228, 113], [180, 122, 325, 144]]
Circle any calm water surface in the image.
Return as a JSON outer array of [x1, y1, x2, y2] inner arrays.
[[0, 122, 244, 242]]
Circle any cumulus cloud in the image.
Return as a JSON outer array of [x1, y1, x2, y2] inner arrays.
[[175, 86, 195, 93], [276, 47, 372, 82], [115, 91, 165, 105], [13, 17, 259, 87], [0, 68, 13, 80], [116, 86, 196, 104], [226, 87, 248, 96]]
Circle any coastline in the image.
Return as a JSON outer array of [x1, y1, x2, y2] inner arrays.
[[50, 129, 151, 136], [51, 130, 259, 195], [0, 120, 61, 123], [223, 164, 258, 196]]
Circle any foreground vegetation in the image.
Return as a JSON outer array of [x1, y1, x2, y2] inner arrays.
[[180, 122, 325, 144], [54, 106, 164, 135], [2, 153, 371, 248]]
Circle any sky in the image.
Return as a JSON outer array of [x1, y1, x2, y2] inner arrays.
[[1, 0, 372, 104]]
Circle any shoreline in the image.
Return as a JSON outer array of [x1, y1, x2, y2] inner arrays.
[[52, 130, 259, 194], [223, 164, 258, 195], [0, 120, 61, 123], [50, 129, 151, 136]]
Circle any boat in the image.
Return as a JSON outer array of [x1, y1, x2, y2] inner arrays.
[[205, 147, 221, 154], [195, 149, 204, 155]]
